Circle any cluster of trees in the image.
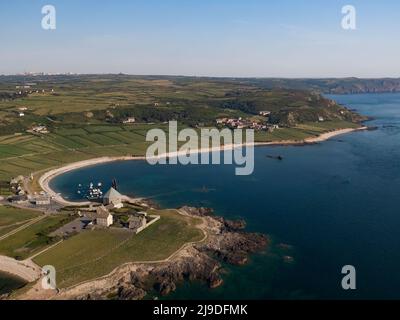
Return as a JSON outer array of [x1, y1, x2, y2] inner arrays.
[[0, 92, 28, 101]]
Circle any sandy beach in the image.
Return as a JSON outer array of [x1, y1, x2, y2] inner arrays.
[[38, 126, 367, 205], [0, 255, 41, 283]]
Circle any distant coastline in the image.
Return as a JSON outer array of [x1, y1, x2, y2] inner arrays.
[[38, 126, 368, 205]]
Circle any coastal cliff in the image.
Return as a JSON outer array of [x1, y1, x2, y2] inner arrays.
[[39, 207, 268, 300], [247, 78, 400, 94]]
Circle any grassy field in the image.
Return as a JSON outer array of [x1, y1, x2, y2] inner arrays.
[[253, 120, 360, 142], [0, 214, 73, 260], [0, 124, 157, 181], [0, 205, 41, 227], [34, 210, 203, 288]]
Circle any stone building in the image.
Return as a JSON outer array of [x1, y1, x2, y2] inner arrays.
[[96, 206, 113, 227], [103, 187, 123, 208], [128, 214, 147, 234]]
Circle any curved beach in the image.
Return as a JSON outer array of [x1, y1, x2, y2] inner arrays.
[[38, 126, 367, 204]]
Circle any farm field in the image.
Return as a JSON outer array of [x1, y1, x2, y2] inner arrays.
[[0, 206, 41, 227], [254, 120, 359, 142], [34, 209, 203, 288], [0, 214, 74, 260], [0, 124, 159, 181]]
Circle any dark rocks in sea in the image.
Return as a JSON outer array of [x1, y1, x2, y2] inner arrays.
[[118, 286, 146, 300], [197, 231, 268, 265], [266, 155, 283, 160], [221, 219, 247, 232]]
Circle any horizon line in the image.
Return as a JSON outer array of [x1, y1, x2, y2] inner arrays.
[[1, 73, 400, 80]]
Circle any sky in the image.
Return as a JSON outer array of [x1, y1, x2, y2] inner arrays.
[[0, 0, 399, 77]]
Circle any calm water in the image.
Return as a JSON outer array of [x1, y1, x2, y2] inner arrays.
[[0, 272, 26, 295], [51, 93, 400, 299]]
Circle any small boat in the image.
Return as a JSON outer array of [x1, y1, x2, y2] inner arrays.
[[266, 155, 283, 161], [81, 182, 104, 200]]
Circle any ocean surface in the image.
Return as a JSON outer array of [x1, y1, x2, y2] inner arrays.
[[0, 272, 26, 295], [50, 93, 400, 299]]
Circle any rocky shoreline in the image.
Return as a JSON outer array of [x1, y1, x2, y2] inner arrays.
[[42, 206, 268, 300]]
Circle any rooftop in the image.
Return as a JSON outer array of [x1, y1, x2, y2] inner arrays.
[[103, 187, 122, 200]]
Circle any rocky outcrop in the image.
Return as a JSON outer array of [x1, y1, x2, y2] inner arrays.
[[52, 207, 268, 300], [197, 231, 268, 265], [179, 206, 214, 217]]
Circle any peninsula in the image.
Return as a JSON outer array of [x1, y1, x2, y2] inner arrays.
[[0, 75, 369, 300]]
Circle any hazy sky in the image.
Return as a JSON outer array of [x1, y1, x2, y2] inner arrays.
[[1, 0, 399, 77]]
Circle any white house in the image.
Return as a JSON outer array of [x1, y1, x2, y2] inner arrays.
[[123, 117, 136, 124], [31, 195, 51, 206], [95, 206, 113, 227], [259, 111, 271, 117], [31, 125, 49, 134]]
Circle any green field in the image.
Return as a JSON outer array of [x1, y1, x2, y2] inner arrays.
[[34, 210, 203, 288], [0, 124, 157, 182], [0, 206, 42, 237], [0, 214, 73, 260], [0, 205, 40, 227]]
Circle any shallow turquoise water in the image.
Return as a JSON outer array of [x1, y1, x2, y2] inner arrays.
[[51, 93, 400, 299]]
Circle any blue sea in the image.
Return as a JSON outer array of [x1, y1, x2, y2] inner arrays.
[[50, 93, 400, 299], [0, 271, 26, 295]]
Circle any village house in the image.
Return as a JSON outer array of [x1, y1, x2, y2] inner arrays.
[[83, 206, 114, 228], [10, 175, 24, 186], [95, 206, 114, 227], [216, 118, 228, 125], [259, 111, 271, 117], [8, 194, 28, 204], [123, 117, 136, 124], [30, 125, 49, 134], [103, 187, 123, 208], [267, 124, 280, 132], [216, 116, 268, 131], [128, 212, 147, 234], [31, 194, 51, 206]]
